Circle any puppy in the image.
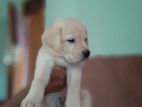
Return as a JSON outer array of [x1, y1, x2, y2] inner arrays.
[[21, 18, 92, 107]]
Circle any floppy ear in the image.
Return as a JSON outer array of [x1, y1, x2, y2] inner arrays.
[[41, 23, 63, 51]]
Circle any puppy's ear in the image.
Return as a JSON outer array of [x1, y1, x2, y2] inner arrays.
[[41, 23, 63, 51]]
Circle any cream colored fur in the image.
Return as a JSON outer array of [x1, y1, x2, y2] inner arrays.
[[21, 18, 92, 107]]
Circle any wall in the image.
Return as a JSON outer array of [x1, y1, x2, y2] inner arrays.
[[0, 0, 8, 100], [0, 0, 23, 101], [45, 0, 142, 56]]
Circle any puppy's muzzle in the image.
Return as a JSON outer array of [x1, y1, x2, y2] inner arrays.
[[82, 49, 90, 59]]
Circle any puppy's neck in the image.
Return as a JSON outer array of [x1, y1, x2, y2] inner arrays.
[[42, 45, 59, 56], [41, 45, 84, 69], [41, 45, 68, 67]]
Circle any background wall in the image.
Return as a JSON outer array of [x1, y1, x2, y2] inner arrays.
[[45, 0, 142, 56], [0, 0, 23, 101], [0, 0, 8, 101]]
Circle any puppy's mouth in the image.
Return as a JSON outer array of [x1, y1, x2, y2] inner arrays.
[[61, 54, 90, 64], [60, 56, 72, 63], [60, 56, 79, 64], [82, 56, 89, 61]]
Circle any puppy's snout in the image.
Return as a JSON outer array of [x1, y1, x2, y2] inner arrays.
[[82, 49, 90, 58]]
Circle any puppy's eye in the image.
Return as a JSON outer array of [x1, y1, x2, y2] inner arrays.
[[85, 38, 88, 42], [67, 39, 75, 43]]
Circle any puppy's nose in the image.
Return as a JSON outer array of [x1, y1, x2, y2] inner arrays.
[[82, 49, 90, 58]]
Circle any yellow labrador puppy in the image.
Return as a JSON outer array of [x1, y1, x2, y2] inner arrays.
[[21, 18, 91, 107]]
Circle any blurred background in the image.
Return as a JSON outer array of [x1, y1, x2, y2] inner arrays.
[[0, 0, 142, 107]]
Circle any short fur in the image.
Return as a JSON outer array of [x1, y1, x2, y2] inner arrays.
[[21, 18, 92, 107]]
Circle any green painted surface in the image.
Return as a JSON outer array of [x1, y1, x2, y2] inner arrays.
[[0, 20, 8, 101], [0, 0, 22, 100], [0, 0, 8, 101], [45, 0, 142, 56]]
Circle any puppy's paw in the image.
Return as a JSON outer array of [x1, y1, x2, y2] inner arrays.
[[21, 96, 41, 107]]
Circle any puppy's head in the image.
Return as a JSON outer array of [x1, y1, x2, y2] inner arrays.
[[42, 18, 90, 64]]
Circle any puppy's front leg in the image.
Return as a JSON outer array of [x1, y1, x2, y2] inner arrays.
[[21, 48, 54, 107], [66, 66, 82, 107], [81, 89, 92, 107]]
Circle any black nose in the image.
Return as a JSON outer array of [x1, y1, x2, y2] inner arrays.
[[82, 49, 90, 58]]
